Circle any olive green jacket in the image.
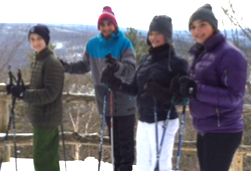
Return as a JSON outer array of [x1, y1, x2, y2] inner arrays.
[[23, 48, 64, 127]]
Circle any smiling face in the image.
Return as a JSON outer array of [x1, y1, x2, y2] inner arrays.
[[190, 20, 214, 44], [29, 33, 47, 53], [148, 31, 166, 48], [99, 20, 116, 38]]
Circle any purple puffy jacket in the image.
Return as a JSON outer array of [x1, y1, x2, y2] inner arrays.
[[189, 33, 247, 135]]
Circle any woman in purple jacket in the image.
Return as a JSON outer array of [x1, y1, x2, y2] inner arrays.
[[170, 4, 247, 171]]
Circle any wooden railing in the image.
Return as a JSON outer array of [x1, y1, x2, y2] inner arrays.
[[0, 84, 251, 171]]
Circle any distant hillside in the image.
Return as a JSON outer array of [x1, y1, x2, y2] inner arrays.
[[0, 23, 191, 69], [0, 23, 250, 72], [0, 23, 99, 70]]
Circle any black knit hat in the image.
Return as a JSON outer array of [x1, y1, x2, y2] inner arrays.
[[28, 24, 50, 45], [188, 4, 218, 30], [147, 15, 173, 46]]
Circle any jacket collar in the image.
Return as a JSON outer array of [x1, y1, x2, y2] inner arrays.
[[148, 44, 174, 61], [35, 47, 53, 60], [189, 33, 225, 55], [98, 28, 124, 45]]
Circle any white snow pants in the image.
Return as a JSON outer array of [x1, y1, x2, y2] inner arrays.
[[136, 118, 179, 171]]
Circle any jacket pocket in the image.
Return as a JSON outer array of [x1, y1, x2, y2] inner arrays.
[[189, 99, 216, 118]]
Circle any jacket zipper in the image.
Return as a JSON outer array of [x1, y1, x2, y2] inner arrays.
[[216, 107, 221, 127], [191, 47, 206, 74], [224, 70, 228, 86]]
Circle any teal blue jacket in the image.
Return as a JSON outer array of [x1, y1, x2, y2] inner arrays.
[[65, 29, 136, 116]]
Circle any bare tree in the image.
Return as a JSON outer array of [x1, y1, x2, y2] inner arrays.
[[221, 1, 251, 41], [0, 24, 31, 81]]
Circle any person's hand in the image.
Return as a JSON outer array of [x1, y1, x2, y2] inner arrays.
[[59, 58, 66, 66], [100, 66, 122, 91], [6, 84, 13, 95], [144, 79, 171, 104], [169, 75, 180, 96], [58, 58, 69, 71], [11, 86, 25, 99], [107, 76, 122, 91], [100, 65, 114, 84], [105, 54, 119, 72], [179, 76, 197, 98]]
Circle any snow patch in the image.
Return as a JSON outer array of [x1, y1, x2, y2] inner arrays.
[[1, 157, 140, 171]]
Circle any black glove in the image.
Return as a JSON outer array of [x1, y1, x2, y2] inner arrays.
[[144, 79, 171, 104], [59, 58, 69, 71], [169, 75, 180, 96], [107, 76, 122, 91], [105, 54, 119, 72], [6, 84, 13, 95], [179, 76, 197, 98], [11, 86, 25, 99], [100, 66, 122, 91], [100, 65, 114, 84]]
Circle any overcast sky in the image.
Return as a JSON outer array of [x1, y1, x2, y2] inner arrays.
[[0, 0, 249, 30]]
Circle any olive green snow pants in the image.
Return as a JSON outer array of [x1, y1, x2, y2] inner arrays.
[[33, 126, 60, 171]]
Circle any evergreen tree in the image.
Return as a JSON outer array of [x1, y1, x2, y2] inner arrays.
[[125, 27, 148, 63]]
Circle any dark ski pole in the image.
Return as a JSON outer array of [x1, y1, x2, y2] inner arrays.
[[153, 98, 159, 171], [154, 97, 175, 171], [109, 90, 115, 171], [60, 124, 67, 171], [0, 66, 20, 171], [104, 53, 116, 171], [98, 94, 107, 171], [175, 98, 188, 171], [12, 69, 25, 171]]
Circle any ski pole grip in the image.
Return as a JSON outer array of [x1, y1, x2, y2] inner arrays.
[[189, 87, 194, 95], [171, 96, 176, 104], [105, 53, 112, 59], [105, 53, 113, 62], [8, 65, 12, 85], [183, 98, 188, 106]]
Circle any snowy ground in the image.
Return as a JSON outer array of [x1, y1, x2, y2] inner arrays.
[[1, 157, 140, 171]]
